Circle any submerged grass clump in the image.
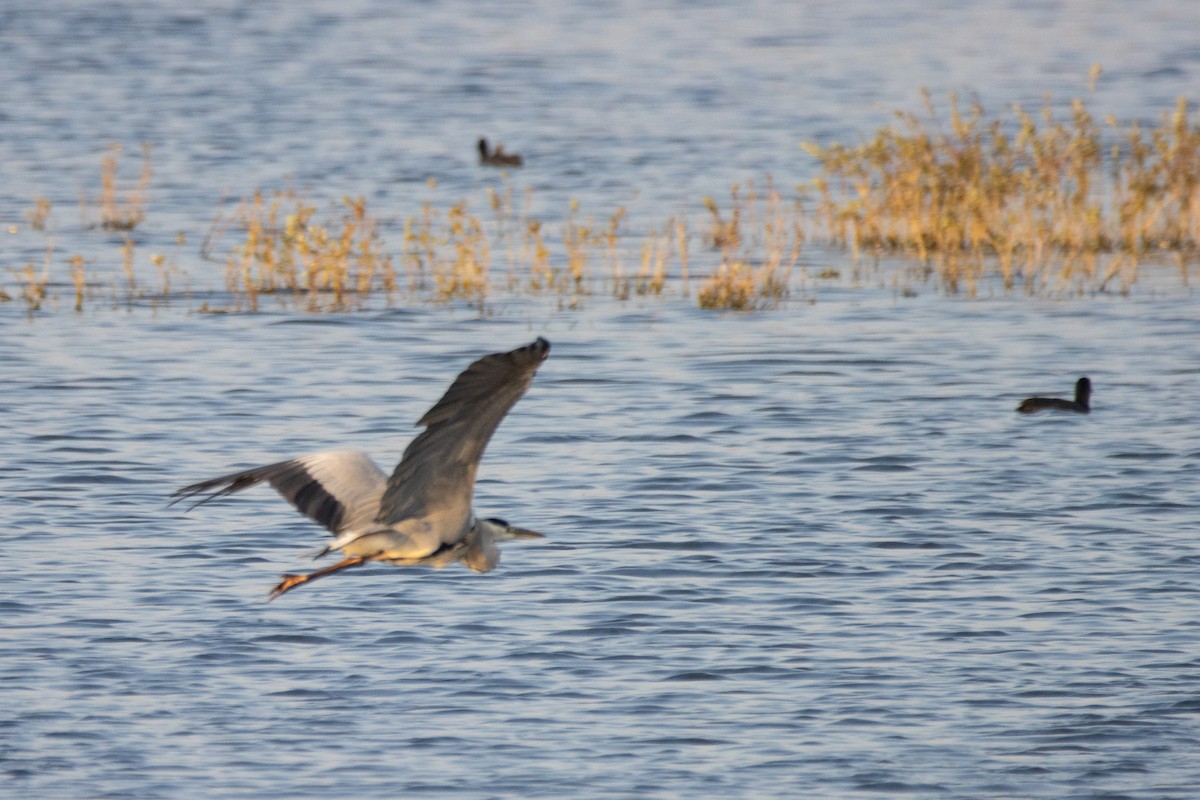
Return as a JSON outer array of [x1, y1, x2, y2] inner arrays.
[[82, 143, 153, 231], [804, 87, 1200, 294], [18, 262, 50, 312], [433, 201, 491, 309], [225, 190, 396, 311], [404, 183, 638, 310], [70, 255, 87, 311], [26, 198, 52, 231], [400, 182, 492, 309], [697, 179, 802, 309]]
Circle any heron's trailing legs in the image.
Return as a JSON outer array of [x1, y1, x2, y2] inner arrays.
[[269, 555, 373, 600]]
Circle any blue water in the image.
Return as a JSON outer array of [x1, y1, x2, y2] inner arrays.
[[3, 2, 1200, 799]]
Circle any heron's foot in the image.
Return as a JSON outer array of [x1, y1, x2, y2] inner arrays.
[[266, 555, 371, 601], [268, 573, 310, 601]]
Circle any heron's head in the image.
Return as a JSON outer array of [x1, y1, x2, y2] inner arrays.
[[482, 517, 545, 542]]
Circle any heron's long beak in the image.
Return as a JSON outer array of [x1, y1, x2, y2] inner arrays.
[[510, 527, 544, 539]]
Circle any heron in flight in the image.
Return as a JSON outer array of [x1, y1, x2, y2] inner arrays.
[[172, 337, 550, 599]]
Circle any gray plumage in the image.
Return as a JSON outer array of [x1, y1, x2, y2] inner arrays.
[[172, 338, 550, 598]]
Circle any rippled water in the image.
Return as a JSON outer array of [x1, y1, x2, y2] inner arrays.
[[3, 2, 1200, 799]]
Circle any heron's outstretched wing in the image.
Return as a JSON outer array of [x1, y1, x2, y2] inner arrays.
[[171, 450, 388, 536], [377, 337, 550, 530]]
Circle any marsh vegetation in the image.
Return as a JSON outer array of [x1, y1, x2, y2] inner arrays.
[[5, 88, 1200, 314], [806, 84, 1200, 295]]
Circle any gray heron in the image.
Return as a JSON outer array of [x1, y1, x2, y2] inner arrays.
[[172, 337, 550, 599], [1016, 377, 1091, 414]]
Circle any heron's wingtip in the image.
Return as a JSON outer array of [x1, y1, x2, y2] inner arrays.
[[166, 488, 205, 510]]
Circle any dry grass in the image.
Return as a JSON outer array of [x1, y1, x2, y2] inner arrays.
[[433, 201, 491, 309], [18, 263, 49, 311], [83, 143, 153, 231], [697, 260, 757, 310], [401, 183, 441, 294], [523, 219, 553, 293], [561, 200, 600, 294], [119, 238, 137, 303], [70, 255, 87, 311], [9, 241, 55, 312], [226, 190, 396, 311], [403, 186, 624, 310], [697, 179, 801, 309], [11, 90, 1200, 316], [697, 257, 791, 310], [6, 179, 805, 313], [703, 190, 742, 252], [26, 198, 52, 231], [401, 183, 492, 310], [634, 220, 672, 297], [803, 89, 1200, 294], [675, 216, 691, 296]]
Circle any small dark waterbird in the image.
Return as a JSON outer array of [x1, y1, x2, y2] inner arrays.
[[1016, 377, 1091, 414], [172, 338, 551, 599], [478, 137, 523, 167]]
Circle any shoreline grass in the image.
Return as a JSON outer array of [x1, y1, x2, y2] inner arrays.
[[4, 89, 1200, 314], [803, 89, 1200, 295]]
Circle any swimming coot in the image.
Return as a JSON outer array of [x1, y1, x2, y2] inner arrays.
[[478, 137, 523, 167], [1016, 377, 1091, 414]]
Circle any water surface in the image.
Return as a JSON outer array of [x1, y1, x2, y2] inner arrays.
[[2, 2, 1200, 798]]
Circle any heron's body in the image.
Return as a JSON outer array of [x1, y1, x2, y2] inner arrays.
[[1017, 376, 1091, 414], [172, 338, 550, 598]]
